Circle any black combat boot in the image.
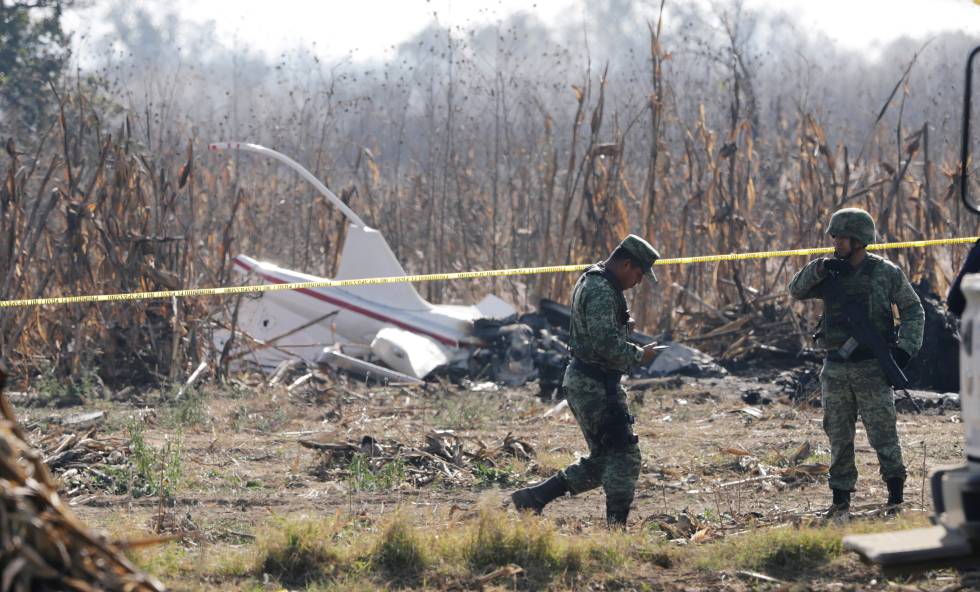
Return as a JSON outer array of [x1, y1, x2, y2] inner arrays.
[[511, 474, 568, 514], [886, 478, 905, 506], [606, 501, 631, 529], [825, 489, 851, 519]]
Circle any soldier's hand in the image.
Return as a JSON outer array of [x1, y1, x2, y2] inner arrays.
[[820, 257, 851, 275], [641, 344, 668, 364]]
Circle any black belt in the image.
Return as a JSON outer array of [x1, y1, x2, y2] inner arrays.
[[826, 348, 876, 363], [569, 357, 622, 387]]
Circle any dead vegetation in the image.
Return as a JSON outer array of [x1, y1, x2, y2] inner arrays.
[[0, 12, 974, 390], [123, 500, 939, 591], [2, 367, 961, 590], [0, 371, 165, 591]]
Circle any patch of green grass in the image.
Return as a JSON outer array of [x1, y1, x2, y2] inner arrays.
[[117, 504, 934, 591], [461, 508, 581, 581], [34, 361, 102, 404], [127, 421, 183, 499], [129, 537, 257, 590], [347, 453, 406, 492], [306, 576, 381, 592], [803, 452, 832, 465], [693, 517, 929, 578], [204, 547, 253, 578], [228, 403, 288, 433], [215, 380, 252, 400], [634, 543, 675, 568], [372, 514, 429, 581], [256, 515, 346, 587], [450, 508, 640, 585], [130, 541, 191, 576], [433, 392, 496, 430], [473, 462, 514, 487], [166, 388, 209, 428], [578, 533, 634, 570], [723, 527, 839, 573], [129, 508, 690, 590]]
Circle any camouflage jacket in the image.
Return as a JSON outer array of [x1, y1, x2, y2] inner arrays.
[[788, 253, 924, 355], [568, 264, 644, 373]]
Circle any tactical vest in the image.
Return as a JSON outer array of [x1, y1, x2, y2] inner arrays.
[[568, 264, 629, 363], [818, 257, 895, 350]]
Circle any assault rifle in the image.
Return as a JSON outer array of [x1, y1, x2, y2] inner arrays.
[[822, 267, 910, 389]]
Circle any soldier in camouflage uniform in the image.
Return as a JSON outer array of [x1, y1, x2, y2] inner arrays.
[[788, 208, 924, 515], [511, 235, 663, 527]]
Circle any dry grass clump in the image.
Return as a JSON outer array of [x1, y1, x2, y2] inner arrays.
[[372, 514, 430, 581], [695, 514, 931, 578], [698, 524, 843, 576], [255, 515, 347, 587], [462, 509, 579, 578], [454, 507, 642, 586], [129, 505, 933, 589], [232, 507, 643, 589], [0, 371, 165, 591]]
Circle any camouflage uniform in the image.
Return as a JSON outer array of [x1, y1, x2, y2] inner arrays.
[[559, 264, 644, 515], [510, 234, 660, 525], [789, 238, 924, 495]]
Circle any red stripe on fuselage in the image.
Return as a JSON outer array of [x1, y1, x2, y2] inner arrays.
[[232, 259, 460, 347]]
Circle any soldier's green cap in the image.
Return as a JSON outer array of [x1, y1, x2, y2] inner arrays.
[[618, 234, 661, 283]]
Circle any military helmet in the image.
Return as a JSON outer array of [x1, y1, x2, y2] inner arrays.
[[827, 208, 876, 246]]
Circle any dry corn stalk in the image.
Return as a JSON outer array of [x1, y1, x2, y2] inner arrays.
[[0, 371, 166, 592]]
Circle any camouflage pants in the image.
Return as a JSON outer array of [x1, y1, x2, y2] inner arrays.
[[559, 365, 641, 513], [821, 359, 906, 491]]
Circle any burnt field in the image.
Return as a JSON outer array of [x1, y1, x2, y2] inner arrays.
[[14, 365, 965, 591]]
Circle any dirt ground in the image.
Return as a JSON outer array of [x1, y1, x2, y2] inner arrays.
[[16, 368, 970, 590]]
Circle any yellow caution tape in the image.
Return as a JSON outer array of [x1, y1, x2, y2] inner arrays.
[[0, 236, 976, 309], [664, 236, 979, 264]]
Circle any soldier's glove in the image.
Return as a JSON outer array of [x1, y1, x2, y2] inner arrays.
[[890, 346, 911, 368], [823, 258, 851, 275]]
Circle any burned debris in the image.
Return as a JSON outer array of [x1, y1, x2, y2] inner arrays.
[[905, 284, 960, 393], [895, 390, 961, 413], [471, 319, 540, 386], [300, 290, 734, 398], [299, 429, 539, 489], [195, 154, 959, 406], [643, 342, 727, 379], [16, 284, 958, 416]]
